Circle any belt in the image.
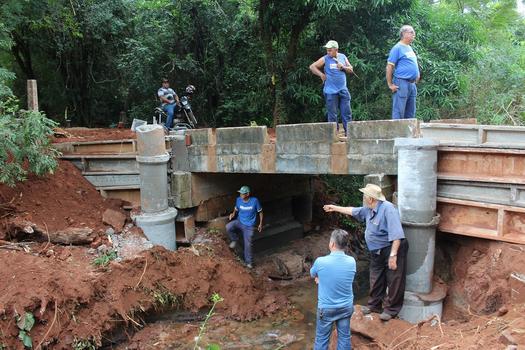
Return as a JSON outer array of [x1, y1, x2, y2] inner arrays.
[[396, 77, 416, 83]]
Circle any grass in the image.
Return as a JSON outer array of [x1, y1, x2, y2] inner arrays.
[[152, 286, 181, 308], [92, 250, 118, 267], [194, 293, 224, 350], [72, 338, 96, 350]]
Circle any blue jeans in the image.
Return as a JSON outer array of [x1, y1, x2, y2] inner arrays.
[[325, 89, 352, 135], [226, 220, 255, 264], [391, 77, 417, 119], [314, 306, 354, 350], [162, 103, 176, 129]]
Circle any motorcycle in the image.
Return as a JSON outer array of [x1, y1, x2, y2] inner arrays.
[[155, 84, 198, 129]]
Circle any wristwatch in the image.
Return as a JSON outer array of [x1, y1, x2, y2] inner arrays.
[[389, 253, 397, 257]]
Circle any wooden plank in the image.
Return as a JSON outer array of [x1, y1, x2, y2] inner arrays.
[[437, 197, 525, 244], [438, 148, 525, 184]]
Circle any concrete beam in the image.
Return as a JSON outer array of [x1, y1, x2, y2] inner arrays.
[[347, 119, 420, 139], [438, 147, 525, 184], [437, 197, 525, 244], [438, 180, 525, 208], [421, 123, 525, 149]]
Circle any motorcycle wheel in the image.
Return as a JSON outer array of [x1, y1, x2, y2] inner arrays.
[[187, 110, 198, 128]]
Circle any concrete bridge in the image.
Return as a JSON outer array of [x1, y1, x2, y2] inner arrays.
[[57, 120, 525, 246]]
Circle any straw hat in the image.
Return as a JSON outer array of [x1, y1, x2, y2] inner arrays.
[[359, 184, 386, 201]]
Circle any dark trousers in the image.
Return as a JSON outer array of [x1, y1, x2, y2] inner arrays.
[[367, 239, 409, 316]]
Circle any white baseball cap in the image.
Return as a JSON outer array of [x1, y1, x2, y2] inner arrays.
[[323, 40, 339, 49]]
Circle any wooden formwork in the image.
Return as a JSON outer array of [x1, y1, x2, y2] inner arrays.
[[437, 197, 525, 244], [438, 147, 525, 184]]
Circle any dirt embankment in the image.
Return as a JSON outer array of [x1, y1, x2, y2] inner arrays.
[[0, 235, 285, 349], [52, 128, 136, 144], [0, 160, 122, 240], [0, 160, 286, 349]]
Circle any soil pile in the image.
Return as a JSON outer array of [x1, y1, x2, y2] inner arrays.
[[0, 160, 123, 240], [52, 128, 135, 143], [0, 234, 286, 349], [436, 235, 525, 314]]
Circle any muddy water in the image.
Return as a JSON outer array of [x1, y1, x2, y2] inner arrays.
[[121, 277, 368, 349]]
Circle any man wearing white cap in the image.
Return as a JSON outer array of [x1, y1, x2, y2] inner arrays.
[[309, 40, 354, 136], [323, 184, 409, 321]]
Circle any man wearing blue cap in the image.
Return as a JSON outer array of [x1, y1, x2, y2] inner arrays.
[[226, 185, 263, 269]]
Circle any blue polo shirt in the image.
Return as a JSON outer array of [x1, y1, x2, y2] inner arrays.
[[235, 197, 262, 227], [351, 201, 405, 251], [323, 53, 349, 94], [387, 42, 419, 81], [310, 251, 356, 309]]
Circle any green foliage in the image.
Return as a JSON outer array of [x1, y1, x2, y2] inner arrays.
[[194, 293, 224, 350], [152, 286, 180, 308], [16, 312, 35, 348], [0, 0, 523, 127], [0, 98, 60, 186], [72, 338, 96, 350], [321, 175, 365, 232], [92, 250, 117, 267]]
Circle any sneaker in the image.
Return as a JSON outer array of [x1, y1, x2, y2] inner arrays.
[[379, 312, 393, 321], [246, 263, 253, 269], [229, 241, 237, 249]]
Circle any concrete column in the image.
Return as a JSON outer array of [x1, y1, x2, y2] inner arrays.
[[395, 137, 443, 323], [132, 124, 177, 250], [27, 80, 39, 111]]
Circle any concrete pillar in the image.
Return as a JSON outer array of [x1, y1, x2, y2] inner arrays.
[[132, 124, 177, 250], [395, 137, 443, 323], [27, 80, 38, 111]]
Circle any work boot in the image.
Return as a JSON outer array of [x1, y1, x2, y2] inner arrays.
[[361, 306, 380, 315], [229, 241, 237, 249], [379, 312, 393, 321]]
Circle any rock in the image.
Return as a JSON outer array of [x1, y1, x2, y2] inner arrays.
[[87, 248, 97, 255], [105, 227, 115, 236], [500, 330, 517, 346], [102, 208, 127, 232], [45, 249, 54, 257], [97, 244, 109, 254], [497, 306, 509, 317], [49, 227, 94, 245]]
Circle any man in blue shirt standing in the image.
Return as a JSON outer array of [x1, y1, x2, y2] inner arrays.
[[386, 25, 420, 119], [324, 184, 409, 321], [310, 229, 356, 350], [226, 185, 263, 269], [310, 40, 354, 136]]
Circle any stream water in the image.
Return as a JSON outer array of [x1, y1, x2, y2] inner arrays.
[[116, 277, 369, 349]]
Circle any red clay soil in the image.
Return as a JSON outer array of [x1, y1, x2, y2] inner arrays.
[[0, 160, 122, 238], [440, 235, 525, 314], [52, 128, 136, 143], [0, 235, 286, 349]]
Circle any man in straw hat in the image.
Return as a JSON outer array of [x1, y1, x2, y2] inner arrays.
[[323, 184, 409, 321], [309, 40, 354, 136]]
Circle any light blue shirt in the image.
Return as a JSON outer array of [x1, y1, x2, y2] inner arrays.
[[387, 42, 419, 81], [310, 251, 356, 309], [323, 53, 349, 94], [235, 197, 262, 227], [352, 201, 405, 251]]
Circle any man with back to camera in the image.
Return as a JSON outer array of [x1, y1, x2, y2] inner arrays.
[[226, 185, 263, 269], [309, 40, 354, 136], [157, 78, 180, 129], [386, 25, 420, 119], [310, 229, 356, 349], [323, 184, 409, 321]]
